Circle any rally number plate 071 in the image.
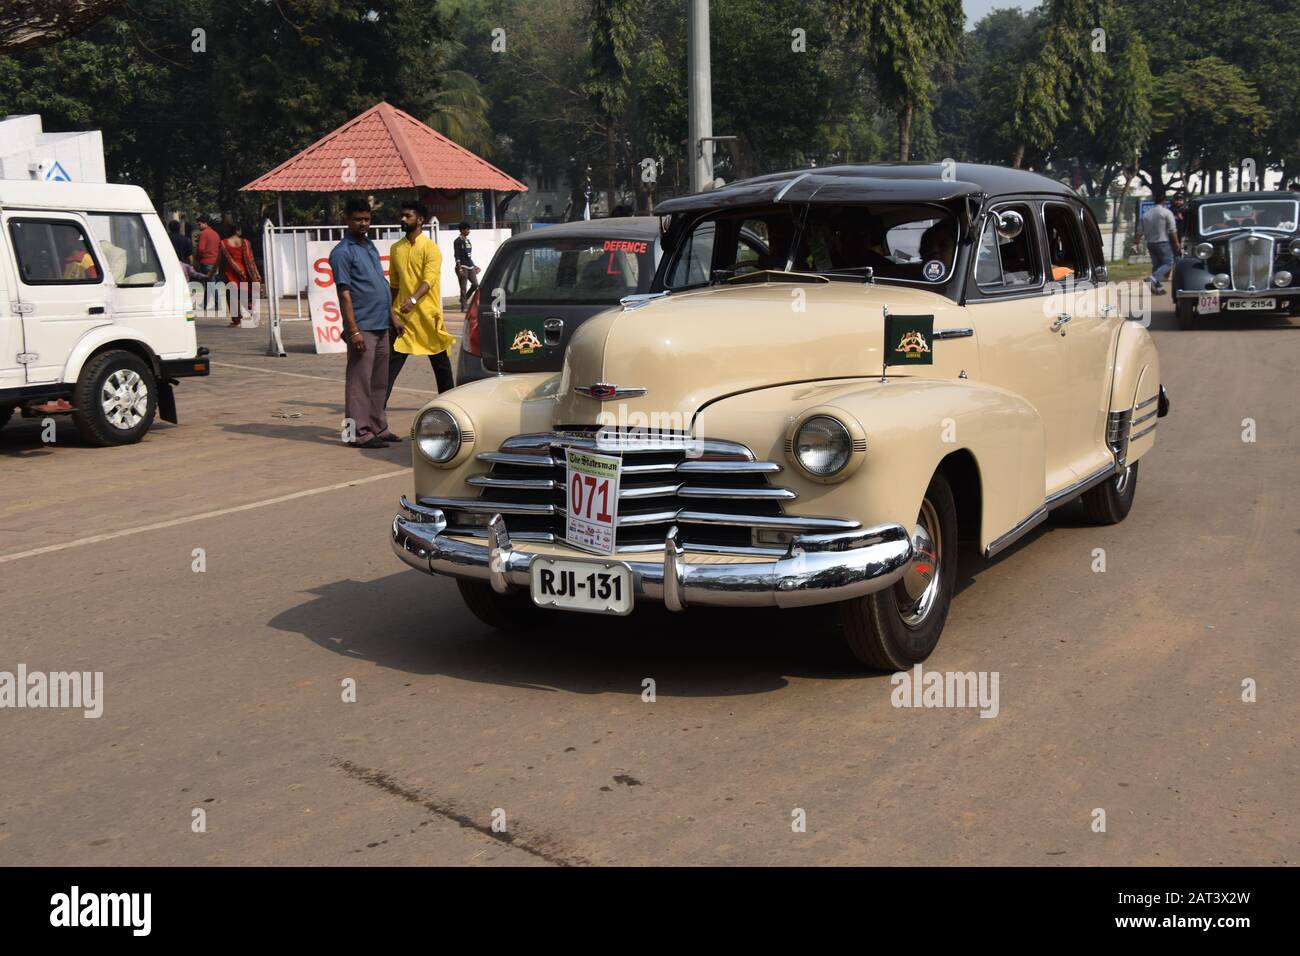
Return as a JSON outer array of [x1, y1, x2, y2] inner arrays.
[[529, 558, 634, 615]]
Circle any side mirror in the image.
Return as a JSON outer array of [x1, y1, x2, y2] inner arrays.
[[995, 210, 1024, 241], [1092, 265, 1108, 283]]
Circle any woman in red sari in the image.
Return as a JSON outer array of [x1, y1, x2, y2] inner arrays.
[[218, 224, 262, 327]]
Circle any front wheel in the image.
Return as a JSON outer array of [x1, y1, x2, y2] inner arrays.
[[0, 404, 13, 432], [1080, 461, 1139, 525], [1175, 297, 1198, 329], [72, 349, 157, 446], [837, 471, 959, 670], [457, 579, 551, 631]]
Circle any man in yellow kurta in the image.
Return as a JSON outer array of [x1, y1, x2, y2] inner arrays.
[[385, 200, 455, 411]]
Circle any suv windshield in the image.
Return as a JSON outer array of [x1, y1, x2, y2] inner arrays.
[[1199, 199, 1299, 236], [497, 236, 653, 304], [665, 203, 960, 289]]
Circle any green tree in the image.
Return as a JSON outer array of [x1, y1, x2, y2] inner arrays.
[[583, 0, 636, 211]]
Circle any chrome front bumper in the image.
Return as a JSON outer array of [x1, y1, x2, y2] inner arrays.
[[391, 497, 913, 610]]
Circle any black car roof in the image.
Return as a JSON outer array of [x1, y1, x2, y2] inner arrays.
[[503, 216, 659, 244], [654, 162, 1075, 214]]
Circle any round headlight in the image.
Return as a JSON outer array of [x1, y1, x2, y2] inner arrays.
[[1195, 242, 1214, 260], [416, 408, 460, 463], [1289, 238, 1300, 257], [1274, 270, 1292, 287], [1212, 273, 1230, 290], [795, 416, 851, 477]]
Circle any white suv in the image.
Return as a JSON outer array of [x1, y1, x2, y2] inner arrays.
[[0, 180, 209, 445]]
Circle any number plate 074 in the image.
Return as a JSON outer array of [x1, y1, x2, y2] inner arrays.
[[564, 448, 621, 554]]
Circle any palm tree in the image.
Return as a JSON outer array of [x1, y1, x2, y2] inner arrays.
[[426, 68, 493, 157]]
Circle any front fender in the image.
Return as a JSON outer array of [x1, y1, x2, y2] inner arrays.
[[410, 372, 559, 499], [696, 377, 1045, 554]]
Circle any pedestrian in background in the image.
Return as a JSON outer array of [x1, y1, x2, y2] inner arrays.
[[218, 223, 261, 327], [194, 213, 221, 314], [453, 221, 480, 311], [1141, 200, 1180, 295], [387, 200, 455, 408], [331, 198, 395, 449], [167, 219, 193, 263]]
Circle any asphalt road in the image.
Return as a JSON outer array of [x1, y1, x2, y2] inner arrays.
[[1, 300, 1296, 866]]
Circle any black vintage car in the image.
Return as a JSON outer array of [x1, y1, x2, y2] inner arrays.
[[1172, 191, 1300, 327]]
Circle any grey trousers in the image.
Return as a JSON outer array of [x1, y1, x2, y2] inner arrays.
[[344, 329, 390, 442]]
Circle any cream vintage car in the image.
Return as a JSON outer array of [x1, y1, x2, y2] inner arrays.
[[392, 163, 1169, 669]]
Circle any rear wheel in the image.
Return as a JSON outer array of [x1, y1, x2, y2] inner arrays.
[[457, 579, 551, 631], [838, 472, 959, 670], [1081, 461, 1139, 525], [0, 404, 13, 432], [72, 349, 157, 446]]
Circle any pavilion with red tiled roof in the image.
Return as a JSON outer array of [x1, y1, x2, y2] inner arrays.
[[241, 101, 525, 226]]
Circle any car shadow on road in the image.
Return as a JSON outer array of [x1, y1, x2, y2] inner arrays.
[[268, 571, 880, 698]]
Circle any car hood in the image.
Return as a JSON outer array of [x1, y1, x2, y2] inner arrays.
[[552, 280, 963, 426]]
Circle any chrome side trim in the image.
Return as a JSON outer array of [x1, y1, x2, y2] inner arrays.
[[984, 507, 1048, 558], [675, 460, 781, 474], [1131, 409, 1158, 427], [1134, 394, 1158, 411], [420, 496, 557, 516], [476, 451, 559, 467], [677, 484, 797, 500], [1129, 422, 1157, 442], [1045, 462, 1120, 510]]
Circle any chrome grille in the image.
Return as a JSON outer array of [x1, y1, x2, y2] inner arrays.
[[422, 429, 860, 553], [1229, 233, 1274, 291]]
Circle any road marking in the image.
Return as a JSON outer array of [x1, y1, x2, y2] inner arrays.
[[0, 470, 409, 564], [213, 361, 438, 395]]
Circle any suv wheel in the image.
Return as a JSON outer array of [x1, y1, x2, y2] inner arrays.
[[72, 350, 157, 446]]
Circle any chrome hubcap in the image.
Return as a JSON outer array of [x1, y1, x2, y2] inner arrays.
[[101, 369, 148, 430], [896, 498, 942, 628], [1114, 465, 1132, 494]]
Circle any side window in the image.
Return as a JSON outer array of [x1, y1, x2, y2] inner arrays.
[[86, 213, 164, 287], [1042, 203, 1087, 282], [667, 221, 715, 289], [975, 204, 1041, 291], [1080, 208, 1105, 274], [730, 219, 771, 275], [8, 219, 103, 285]]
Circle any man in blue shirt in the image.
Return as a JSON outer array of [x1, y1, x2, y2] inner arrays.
[[330, 198, 398, 448]]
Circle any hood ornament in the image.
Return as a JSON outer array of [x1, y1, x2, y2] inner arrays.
[[575, 383, 647, 401]]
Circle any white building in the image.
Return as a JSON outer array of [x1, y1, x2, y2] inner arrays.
[[0, 114, 106, 184]]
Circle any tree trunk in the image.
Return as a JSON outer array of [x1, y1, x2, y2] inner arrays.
[[1012, 143, 1026, 169], [898, 102, 913, 162], [605, 125, 616, 215]]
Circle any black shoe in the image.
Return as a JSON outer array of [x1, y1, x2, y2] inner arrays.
[[349, 437, 388, 449], [379, 432, 403, 442]]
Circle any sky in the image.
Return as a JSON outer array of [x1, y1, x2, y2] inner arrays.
[[964, 0, 1039, 25]]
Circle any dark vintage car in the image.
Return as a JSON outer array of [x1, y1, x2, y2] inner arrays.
[[455, 217, 661, 384], [1172, 191, 1300, 327]]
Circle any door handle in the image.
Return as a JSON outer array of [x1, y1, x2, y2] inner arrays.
[[89, 306, 106, 315], [1050, 313, 1072, 334], [543, 317, 564, 346]]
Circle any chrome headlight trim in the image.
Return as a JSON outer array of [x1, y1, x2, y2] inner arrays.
[[1194, 242, 1214, 260], [785, 409, 867, 483], [1274, 270, 1293, 287], [1212, 273, 1231, 290], [416, 408, 461, 464]]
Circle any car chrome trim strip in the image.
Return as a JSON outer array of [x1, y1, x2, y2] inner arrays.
[[677, 485, 798, 500], [1045, 462, 1121, 510], [984, 507, 1049, 559], [1131, 409, 1158, 427], [1128, 422, 1158, 442], [466, 475, 558, 491], [933, 327, 974, 340], [1134, 394, 1158, 411]]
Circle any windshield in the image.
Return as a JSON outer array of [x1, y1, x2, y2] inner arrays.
[[665, 203, 960, 289], [1199, 200, 1298, 236], [497, 236, 653, 304]]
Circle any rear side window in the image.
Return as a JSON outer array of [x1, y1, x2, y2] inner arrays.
[[8, 218, 103, 285], [1042, 203, 1087, 282], [499, 236, 652, 304], [87, 213, 164, 287]]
